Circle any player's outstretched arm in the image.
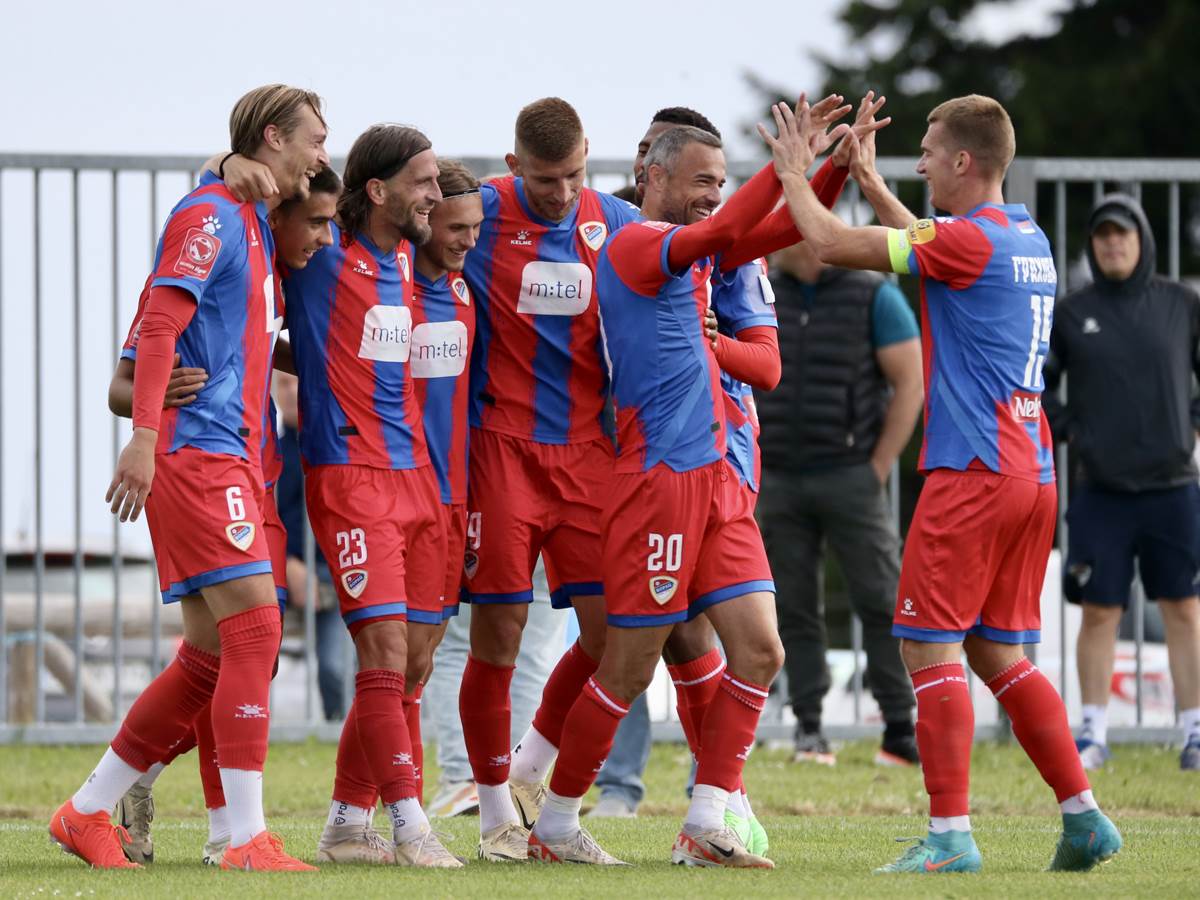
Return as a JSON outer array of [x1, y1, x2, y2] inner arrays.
[[108, 355, 208, 418], [763, 102, 892, 273], [202, 153, 278, 203], [849, 129, 917, 229]]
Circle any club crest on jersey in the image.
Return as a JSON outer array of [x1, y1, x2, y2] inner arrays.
[[579, 220, 607, 251], [341, 569, 368, 599], [451, 276, 470, 305], [397, 250, 411, 282], [463, 551, 479, 579], [649, 575, 679, 606], [225, 522, 255, 552], [174, 227, 221, 281], [906, 219, 937, 245]]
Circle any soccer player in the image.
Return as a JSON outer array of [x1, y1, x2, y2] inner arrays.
[[279, 124, 460, 868], [455, 98, 641, 862], [105, 168, 341, 865], [526, 102, 851, 867], [51, 84, 328, 872], [763, 92, 1122, 873]]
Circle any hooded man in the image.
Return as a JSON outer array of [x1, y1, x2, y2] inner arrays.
[[1044, 193, 1200, 773]]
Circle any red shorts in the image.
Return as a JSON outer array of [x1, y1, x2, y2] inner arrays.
[[602, 459, 774, 627], [262, 482, 288, 614], [305, 464, 446, 633], [464, 428, 613, 608], [440, 502, 467, 620], [894, 469, 1056, 644], [145, 447, 273, 603]]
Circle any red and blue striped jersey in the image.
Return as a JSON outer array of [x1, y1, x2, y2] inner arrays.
[[121, 271, 284, 487], [463, 176, 639, 444], [888, 203, 1057, 484], [411, 270, 475, 505], [282, 221, 429, 470], [712, 258, 776, 492], [597, 219, 725, 474], [146, 173, 278, 462]]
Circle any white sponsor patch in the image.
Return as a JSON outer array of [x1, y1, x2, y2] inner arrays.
[[516, 261, 592, 316], [342, 568, 368, 599], [358, 305, 413, 362], [410, 320, 469, 379]]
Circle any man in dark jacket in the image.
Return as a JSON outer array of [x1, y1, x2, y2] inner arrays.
[[758, 238, 924, 767], [1044, 194, 1200, 772]]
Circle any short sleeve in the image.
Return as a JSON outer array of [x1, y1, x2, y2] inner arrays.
[[605, 220, 680, 297], [871, 280, 919, 347], [712, 259, 777, 333], [887, 217, 993, 290], [150, 200, 236, 303]]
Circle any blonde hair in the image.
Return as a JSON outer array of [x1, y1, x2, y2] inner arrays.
[[437, 158, 480, 196], [927, 94, 1015, 177], [229, 84, 325, 157]]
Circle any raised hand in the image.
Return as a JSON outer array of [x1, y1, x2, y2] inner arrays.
[[832, 90, 891, 170], [804, 93, 854, 159], [758, 94, 849, 181]]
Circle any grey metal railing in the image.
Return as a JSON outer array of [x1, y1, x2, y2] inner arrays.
[[1, 152, 1196, 745]]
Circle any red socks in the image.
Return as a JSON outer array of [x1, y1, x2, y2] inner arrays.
[[192, 701, 226, 809], [111, 641, 220, 770], [332, 700, 380, 809], [695, 673, 768, 792], [548, 677, 629, 798], [667, 649, 725, 756], [987, 657, 1091, 802], [211, 605, 281, 771], [531, 641, 599, 748], [403, 682, 425, 803], [912, 662, 973, 817], [460, 656, 515, 786], [354, 669, 415, 805]]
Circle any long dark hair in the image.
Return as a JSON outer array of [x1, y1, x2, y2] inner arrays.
[[337, 124, 432, 239]]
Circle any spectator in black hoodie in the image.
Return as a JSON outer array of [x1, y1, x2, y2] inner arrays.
[[1044, 193, 1200, 772]]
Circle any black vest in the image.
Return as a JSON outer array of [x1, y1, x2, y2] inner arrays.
[[758, 268, 889, 471]]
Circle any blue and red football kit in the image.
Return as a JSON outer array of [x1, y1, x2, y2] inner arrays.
[[283, 222, 445, 630], [711, 257, 777, 495], [411, 269, 476, 618], [135, 174, 281, 602], [460, 177, 636, 606], [886, 204, 1059, 643]]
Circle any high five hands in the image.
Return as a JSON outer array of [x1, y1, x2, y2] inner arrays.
[[758, 91, 889, 181]]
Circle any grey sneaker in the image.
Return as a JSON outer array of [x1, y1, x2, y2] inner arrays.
[[793, 730, 836, 766], [587, 794, 637, 818], [117, 783, 154, 864], [316, 822, 396, 864], [1181, 739, 1200, 771]]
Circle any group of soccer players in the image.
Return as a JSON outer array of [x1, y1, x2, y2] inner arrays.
[[47, 81, 1125, 875]]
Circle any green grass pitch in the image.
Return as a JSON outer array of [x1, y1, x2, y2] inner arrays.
[[2, 739, 1197, 897]]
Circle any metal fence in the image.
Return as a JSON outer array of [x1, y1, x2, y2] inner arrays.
[[0, 152, 1196, 745]]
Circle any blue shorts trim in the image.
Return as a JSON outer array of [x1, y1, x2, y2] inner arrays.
[[688, 579, 775, 619], [342, 601, 407, 626], [442, 603, 460, 620], [969, 623, 1041, 644], [407, 608, 444, 625], [608, 610, 689, 628], [161, 560, 274, 604], [550, 581, 605, 610], [464, 589, 535, 605], [891, 624, 968, 643]]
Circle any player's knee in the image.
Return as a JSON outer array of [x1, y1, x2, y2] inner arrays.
[[728, 634, 785, 685], [353, 621, 408, 671], [469, 605, 525, 665], [1158, 596, 1200, 627]]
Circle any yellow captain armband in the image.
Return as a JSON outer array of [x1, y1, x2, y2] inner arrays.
[[887, 227, 913, 274]]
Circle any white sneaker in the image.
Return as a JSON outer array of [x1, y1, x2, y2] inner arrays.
[[202, 837, 230, 866], [509, 778, 546, 830], [429, 779, 480, 818], [671, 824, 774, 869], [528, 826, 627, 865], [394, 826, 464, 868], [587, 794, 637, 818], [316, 822, 396, 864], [478, 821, 530, 862]]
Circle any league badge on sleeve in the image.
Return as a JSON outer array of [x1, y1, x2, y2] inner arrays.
[[341, 569, 369, 599], [175, 227, 222, 281], [451, 276, 470, 306], [649, 575, 679, 606], [225, 521, 255, 552], [579, 221, 607, 252], [906, 219, 937, 245]]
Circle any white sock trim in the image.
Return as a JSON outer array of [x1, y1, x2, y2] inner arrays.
[[929, 815, 971, 833]]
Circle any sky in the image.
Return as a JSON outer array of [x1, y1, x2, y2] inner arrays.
[[0, 0, 1067, 554]]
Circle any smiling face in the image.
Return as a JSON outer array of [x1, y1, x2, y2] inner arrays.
[[270, 189, 337, 269], [417, 193, 484, 278], [915, 121, 961, 213], [648, 140, 726, 227], [272, 102, 330, 201], [507, 139, 587, 223], [373, 148, 442, 245]]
